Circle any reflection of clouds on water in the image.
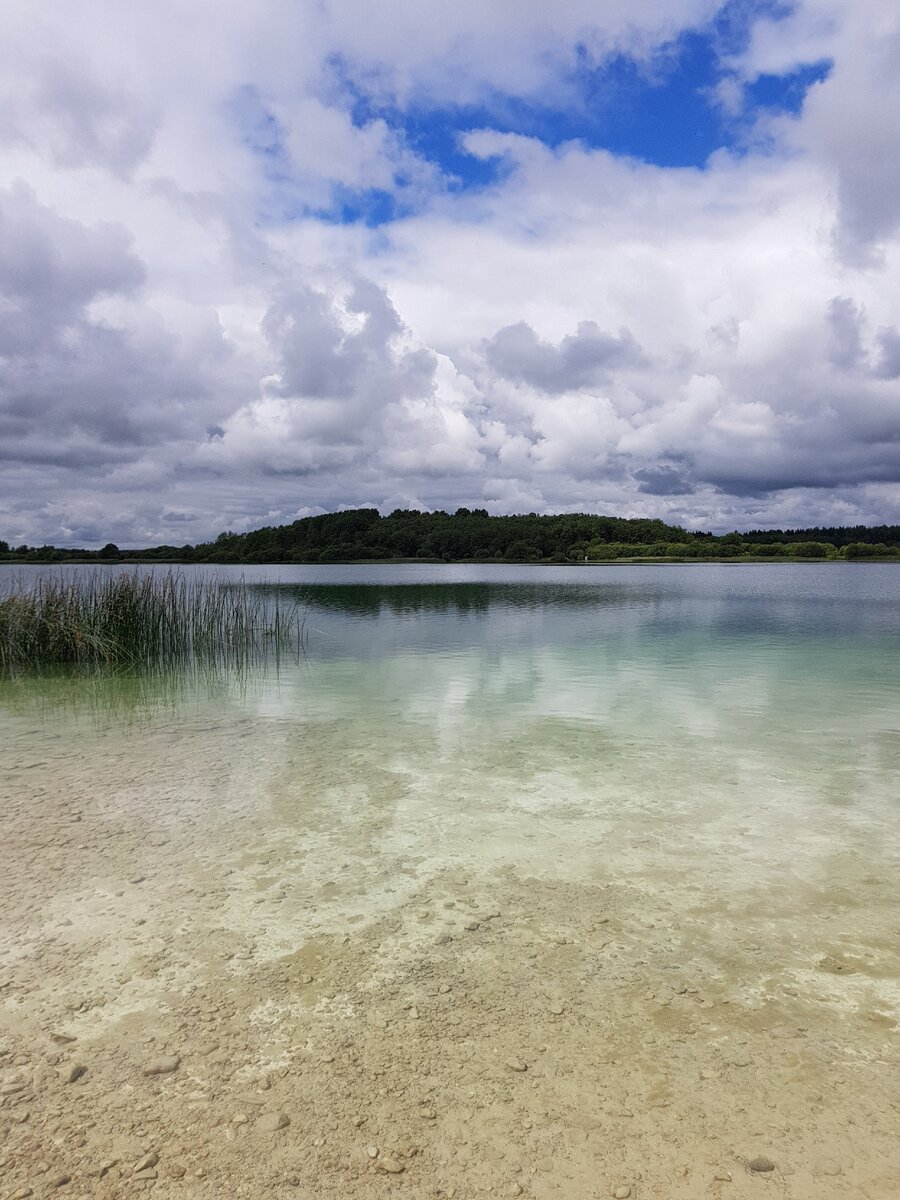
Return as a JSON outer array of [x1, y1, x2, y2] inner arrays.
[[2, 563, 898, 905]]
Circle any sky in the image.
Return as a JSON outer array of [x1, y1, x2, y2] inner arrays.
[[1, 0, 900, 546]]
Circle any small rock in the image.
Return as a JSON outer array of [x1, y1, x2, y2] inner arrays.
[[748, 1156, 775, 1173], [821, 1160, 842, 1177], [464, 921, 480, 932], [548, 1004, 565, 1016], [505, 1056, 528, 1072], [142, 1055, 179, 1076], [420, 1108, 437, 1120], [233, 1113, 249, 1125], [509, 1185, 523, 1197], [168, 1163, 186, 1179], [376, 1157, 405, 1174], [49, 1032, 77, 1045], [257, 1111, 290, 1132], [133, 1168, 157, 1181], [51, 1175, 70, 1188], [61, 1064, 87, 1084], [438, 984, 451, 994], [613, 1188, 632, 1199], [134, 1153, 159, 1172], [129, 875, 146, 884], [367, 1146, 379, 1159], [713, 1170, 732, 1182]]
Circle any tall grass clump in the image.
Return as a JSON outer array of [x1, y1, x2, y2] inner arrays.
[[0, 571, 303, 675]]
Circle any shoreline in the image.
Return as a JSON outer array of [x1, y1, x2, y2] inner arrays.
[[4, 556, 900, 567]]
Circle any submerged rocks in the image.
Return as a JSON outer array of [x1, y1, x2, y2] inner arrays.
[[748, 1156, 776, 1173], [256, 1111, 290, 1132], [142, 1055, 180, 1076], [375, 1157, 405, 1174]]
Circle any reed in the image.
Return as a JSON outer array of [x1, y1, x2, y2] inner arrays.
[[0, 571, 303, 674]]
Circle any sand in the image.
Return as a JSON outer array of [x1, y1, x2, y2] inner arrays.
[[1, 710, 899, 1200]]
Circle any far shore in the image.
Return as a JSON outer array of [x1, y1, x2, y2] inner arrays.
[[3, 555, 900, 567]]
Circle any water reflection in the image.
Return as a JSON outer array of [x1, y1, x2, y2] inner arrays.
[[0, 662, 277, 727]]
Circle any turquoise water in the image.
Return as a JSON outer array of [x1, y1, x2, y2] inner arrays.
[[3, 563, 898, 894]]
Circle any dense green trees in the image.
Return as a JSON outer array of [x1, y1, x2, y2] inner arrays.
[[2, 511, 900, 564]]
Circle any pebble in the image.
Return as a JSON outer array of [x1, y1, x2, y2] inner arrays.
[[713, 1170, 732, 1182], [257, 1111, 290, 1132], [420, 1109, 437, 1120], [548, 1003, 565, 1016], [134, 1153, 159, 1172], [133, 1169, 157, 1182], [748, 1156, 775, 1173], [505, 1056, 528, 1072], [438, 984, 451, 994], [613, 1188, 632, 1199], [367, 1146, 379, 1158], [143, 1055, 180, 1076], [376, 1157, 405, 1174], [61, 1064, 87, 1084], [51, 1175, 70, 1188]]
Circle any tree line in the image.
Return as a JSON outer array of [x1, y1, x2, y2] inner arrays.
[[3, 509, 900, 564]]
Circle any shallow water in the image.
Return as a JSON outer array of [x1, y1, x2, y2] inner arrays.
[[1, 564, 899, 1198]]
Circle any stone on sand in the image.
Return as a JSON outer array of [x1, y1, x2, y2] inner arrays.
[[142, 1055, 180, 1076]]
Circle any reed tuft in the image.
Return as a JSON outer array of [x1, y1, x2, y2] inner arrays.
[[0, 571, 303, 674]]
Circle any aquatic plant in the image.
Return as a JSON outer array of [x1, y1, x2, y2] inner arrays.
[[0, 571, 303, 674]]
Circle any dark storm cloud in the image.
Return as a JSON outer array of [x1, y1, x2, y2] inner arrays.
[[0, 182, 249, 467], [31, 61, 158, 178], [826, 296, 864, 370], [874, 328, 900, 380], [634, 464, 697, 496], [265, 278, 435, 410], [484, 321, 646, 392], [0, 181, 145, 351]]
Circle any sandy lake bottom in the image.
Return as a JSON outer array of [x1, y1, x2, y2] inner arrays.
[[1, 566, 899, 1199]]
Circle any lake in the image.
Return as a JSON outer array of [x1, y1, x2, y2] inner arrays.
[[1, 563, 898, 1198]]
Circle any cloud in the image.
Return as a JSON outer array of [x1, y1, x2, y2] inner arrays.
[[485, 321, 646, 392], [1, 0, 900, 547]]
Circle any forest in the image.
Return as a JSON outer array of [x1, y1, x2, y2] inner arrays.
[[3, 509, 900, 564]]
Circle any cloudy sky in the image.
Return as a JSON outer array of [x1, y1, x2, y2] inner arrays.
[[2, 0, 900, 546]]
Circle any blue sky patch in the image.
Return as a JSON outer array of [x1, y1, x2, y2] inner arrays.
[[241, 3, 832, 228]]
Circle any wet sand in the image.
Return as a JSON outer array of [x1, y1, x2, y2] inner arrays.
[[1, 706, 899, 1200]]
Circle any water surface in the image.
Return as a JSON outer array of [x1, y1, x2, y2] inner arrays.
[[1, 564, 898, 1198]]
